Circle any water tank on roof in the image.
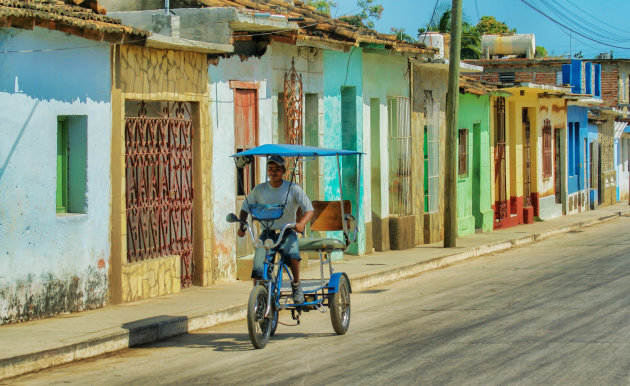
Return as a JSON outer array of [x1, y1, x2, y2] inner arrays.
[[419, 32, 445, 59], [482, 34, 536, 59]]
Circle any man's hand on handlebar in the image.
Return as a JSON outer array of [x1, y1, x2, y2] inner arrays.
[[236, 226, 246, 238]]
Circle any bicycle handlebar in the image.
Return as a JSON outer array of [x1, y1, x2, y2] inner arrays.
[[234, 219, 296, 251]]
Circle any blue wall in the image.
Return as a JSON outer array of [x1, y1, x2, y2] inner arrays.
[[567, 105, 588, 194], [587, 123, 599, 207]]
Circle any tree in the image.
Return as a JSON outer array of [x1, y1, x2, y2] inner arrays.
[[338, 0, 383, 29], [535, 46, 548, 58], [475, 16, 516, 35], [417, 9, 481, 59], [305, 0, 336, 15], [391, 27, 416, 43]]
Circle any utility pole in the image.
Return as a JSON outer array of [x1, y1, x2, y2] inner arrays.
[[444, 0, 462, 248]]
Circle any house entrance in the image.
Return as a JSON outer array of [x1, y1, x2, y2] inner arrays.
[[125, 101, 194, 287], [234, 87, 259, 258], [522, 108, 532, 207], [494, 97, 508, 226]]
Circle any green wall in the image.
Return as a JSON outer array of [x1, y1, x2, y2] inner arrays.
[[323, 48, 365, 255], [457, 93, 493, 235]]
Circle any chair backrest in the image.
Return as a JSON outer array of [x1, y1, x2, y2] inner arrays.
[[310, 200, 352, 232]]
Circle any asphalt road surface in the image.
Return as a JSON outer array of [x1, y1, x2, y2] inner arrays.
[[7, 216, 630, 385]]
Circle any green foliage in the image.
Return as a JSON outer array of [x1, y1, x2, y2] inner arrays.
[[535, 46, 548, 58], [305, 0, 336, 15], [391, 27, 417, 43], [338, 0, 383, 29], [475, 16, 516, 35]]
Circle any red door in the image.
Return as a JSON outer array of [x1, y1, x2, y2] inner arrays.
[[234, 88, 258, 258]]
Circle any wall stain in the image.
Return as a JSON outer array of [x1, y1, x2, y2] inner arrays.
[[0, 266, 107, 325]]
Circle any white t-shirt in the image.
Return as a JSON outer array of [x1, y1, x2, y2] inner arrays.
[[241, 180, 314, 230]]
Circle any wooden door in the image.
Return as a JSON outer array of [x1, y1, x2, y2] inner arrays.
[[494, 97, 508, 225], [234, 88, 258, 258]]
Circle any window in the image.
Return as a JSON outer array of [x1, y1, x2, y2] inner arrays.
[[621, 72, 629, 102], [424, 99, 440, 213], [556, 70, 563, 86], [458, 128, 468, 177], [542, 119, 552, 178], [388, 97, 412, 215], [56, 116, 87, 214], [499, 72, 515, 84]]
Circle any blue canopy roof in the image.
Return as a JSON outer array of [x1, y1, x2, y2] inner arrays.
[[232, 144, 364, 157]]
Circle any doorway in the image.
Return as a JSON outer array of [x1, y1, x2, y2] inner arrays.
[[234, 88, 258, 258]]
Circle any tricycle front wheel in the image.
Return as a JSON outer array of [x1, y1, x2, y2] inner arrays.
[[329, 275, 351, 335], [247, 284, 274, 349]]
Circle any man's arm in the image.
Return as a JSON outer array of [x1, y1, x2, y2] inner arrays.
[[236, 209, 249, 238], [294, 210, 313, 234]]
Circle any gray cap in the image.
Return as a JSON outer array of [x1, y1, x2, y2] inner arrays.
[[266, 155, 285, 168]]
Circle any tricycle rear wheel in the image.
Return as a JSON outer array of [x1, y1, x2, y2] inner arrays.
[[247, 284, 273, 349], [329, 275, 351, 335]]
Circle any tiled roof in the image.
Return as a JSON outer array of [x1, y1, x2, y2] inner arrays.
[[0, 0, 149, 42], [195, 0, 436, 55], [459, 75, 498, 95]]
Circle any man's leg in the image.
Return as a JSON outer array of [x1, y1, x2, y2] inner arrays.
[[279, 232, 304, 303]]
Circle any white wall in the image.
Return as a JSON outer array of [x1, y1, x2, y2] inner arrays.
[[362, 53, 410, 223], [0, 28, 112, 323], [208, 49, 273, 275]]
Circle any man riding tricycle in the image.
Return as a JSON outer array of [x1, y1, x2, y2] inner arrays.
[[226, 144, 363, 349]]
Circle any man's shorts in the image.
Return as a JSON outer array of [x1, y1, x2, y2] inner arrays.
[[252, 229, 301, 279]]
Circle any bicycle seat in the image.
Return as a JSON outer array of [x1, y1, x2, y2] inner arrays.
[[298, 237, 346, 252]]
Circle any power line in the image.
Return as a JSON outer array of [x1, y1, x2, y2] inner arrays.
[[518, 0, 630, 50]]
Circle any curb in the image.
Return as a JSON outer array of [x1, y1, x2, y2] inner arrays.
[[2, 208, 628, 380]]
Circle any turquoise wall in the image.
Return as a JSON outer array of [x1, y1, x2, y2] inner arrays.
[[457, 93, 493, 235], [323, 48, 365, 255]]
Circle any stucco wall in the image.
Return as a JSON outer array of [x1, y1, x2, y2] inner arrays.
[[362, 52, 410, 249], [536, 97, 566, 219], [208, 49, 273, 279], [0, 28, 112, 323], [323, 48, 365, 255], [110, 44, 212, 302], [412, 63, 448, 243], [457, 93, 493, 235]]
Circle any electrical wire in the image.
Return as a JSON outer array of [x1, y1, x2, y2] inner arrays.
[[518, 0, 630, 50]]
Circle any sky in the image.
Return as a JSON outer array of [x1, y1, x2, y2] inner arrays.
[[332, 0, 630, 59]]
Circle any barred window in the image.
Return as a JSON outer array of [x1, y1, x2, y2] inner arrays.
[[542, 119, 552, 178], [458, 128, 468, 177], [424, 102, 440, 214], [388, 96, 412, 216]]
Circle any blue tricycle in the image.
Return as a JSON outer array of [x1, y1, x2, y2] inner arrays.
[[226, 144, 363, 349]]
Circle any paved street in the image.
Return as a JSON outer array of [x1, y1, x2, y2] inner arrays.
[[6, 216, 630, 385]]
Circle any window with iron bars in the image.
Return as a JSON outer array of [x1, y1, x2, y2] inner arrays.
[[424, 101, 440, 214], [388, 96, 412, 216], [543, 119, 553, 178], [458, 128, 469, 177]]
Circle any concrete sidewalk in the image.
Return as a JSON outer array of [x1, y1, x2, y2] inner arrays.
[[1, 203, 629, 380]]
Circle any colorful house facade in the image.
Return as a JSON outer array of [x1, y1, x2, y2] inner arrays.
[[0, 1, 147, 323], [456, 78, 498, 236]]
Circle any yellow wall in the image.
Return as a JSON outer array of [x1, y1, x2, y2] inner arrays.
[[110, 45, 215, 304]]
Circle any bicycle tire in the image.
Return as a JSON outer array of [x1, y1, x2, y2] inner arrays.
[[247, 284, 272, 349], [329, 275, 351, 335]]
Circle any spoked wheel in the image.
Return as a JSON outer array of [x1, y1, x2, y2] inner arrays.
[[247, 285, 273, 349], [270, 308, 279, 337], [329, 275, 351, 335]]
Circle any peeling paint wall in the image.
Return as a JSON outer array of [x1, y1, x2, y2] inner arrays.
[[457, 93, 493, 235], [208, 50, 273, 281], [0, 28, 112, 323], [323, 48, 365, 256], [362, 52, 409, 250]]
